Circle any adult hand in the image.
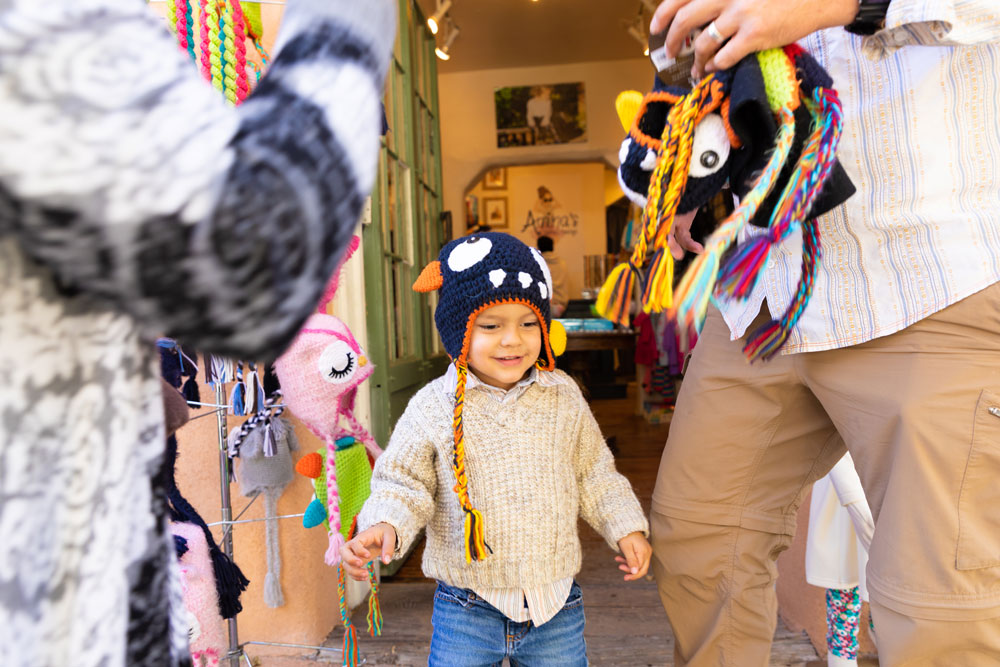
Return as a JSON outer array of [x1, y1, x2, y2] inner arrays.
[[668, 209, 703, 260], [340, 522, 397, 581], [649, 0, 859, 79], [615, 532, 653, 581]]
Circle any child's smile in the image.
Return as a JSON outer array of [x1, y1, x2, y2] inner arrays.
[[468, 302, 542, 390]]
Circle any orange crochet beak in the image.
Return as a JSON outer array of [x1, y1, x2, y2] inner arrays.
[[413, 260, 443, 292]]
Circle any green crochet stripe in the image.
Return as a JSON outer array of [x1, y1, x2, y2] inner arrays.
[[335, 443, 373, 541], [757, 48, 796, 113]]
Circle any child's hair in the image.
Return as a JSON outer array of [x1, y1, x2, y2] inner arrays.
[[413, 232, 560, 563]]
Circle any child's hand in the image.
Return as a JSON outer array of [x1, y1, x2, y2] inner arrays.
[[340, 522, 397, 581], [615, 532, 652, 582]]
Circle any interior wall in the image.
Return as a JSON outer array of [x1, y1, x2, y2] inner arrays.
[[438, 57, 655, 234], [467, 162, 608, 299]]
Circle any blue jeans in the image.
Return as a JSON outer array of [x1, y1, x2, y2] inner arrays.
[[428, 581, 587, 666]]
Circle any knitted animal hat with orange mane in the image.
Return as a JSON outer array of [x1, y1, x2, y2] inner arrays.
[[600, 45, 855, 360], [413, 232, 566, 562]]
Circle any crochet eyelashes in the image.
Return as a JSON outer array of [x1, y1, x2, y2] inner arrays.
[[599, 45, 855, 361], [413, 232, 565, 563]]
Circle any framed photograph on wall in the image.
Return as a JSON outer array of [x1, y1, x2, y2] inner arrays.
[[482, 167, 507, 190], [494, 82, 587, 148], [482, 197, 508, 229]]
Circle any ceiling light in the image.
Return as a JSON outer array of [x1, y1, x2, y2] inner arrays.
[[427, 0, 452, 35], [435, 21, 459, 60]]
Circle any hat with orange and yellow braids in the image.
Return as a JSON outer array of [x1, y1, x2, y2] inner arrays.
[[413, 232, 566, 562]]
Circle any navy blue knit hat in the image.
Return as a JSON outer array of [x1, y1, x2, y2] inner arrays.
[[414, 232, 557, 370], [413, 231, 561, 563]]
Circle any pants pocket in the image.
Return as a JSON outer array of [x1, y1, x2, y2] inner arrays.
[[956, 390, 1000, 570]]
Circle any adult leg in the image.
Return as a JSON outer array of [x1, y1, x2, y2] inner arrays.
[[803, 283, 1000, 665], [429, 583, 505, 667], [650, 305, 845, 666]]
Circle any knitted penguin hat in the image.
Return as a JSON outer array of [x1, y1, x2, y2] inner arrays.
[[413, 232, 565, 563]]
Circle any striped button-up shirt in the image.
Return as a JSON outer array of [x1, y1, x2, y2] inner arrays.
[[445, 364, 575, 625], [720, 1, 1000, 353]]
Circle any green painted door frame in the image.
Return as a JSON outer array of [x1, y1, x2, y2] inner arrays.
[[364, 0, 448, 447]]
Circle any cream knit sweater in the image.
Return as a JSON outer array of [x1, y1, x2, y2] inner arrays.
[[357, 369, 649, 590]]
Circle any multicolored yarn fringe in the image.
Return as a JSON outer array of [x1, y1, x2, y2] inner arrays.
[[602, 44, 843, 361], [452, 361, 490, 563], [597, 76, 724, 327], [733, 88, 843, 360], [166, 0, 265, 106], [336, 518, 383, 667]]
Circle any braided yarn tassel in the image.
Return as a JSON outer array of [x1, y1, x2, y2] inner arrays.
[[337, 564, 359, 667], [741, 88, 843, 361], [366, 562, 383, 637], [452, 362, 490, 562], [672, 105, 796, 333]]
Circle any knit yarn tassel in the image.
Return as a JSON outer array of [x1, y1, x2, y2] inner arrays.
[[718, 87, 843, 302], [641, 247, 674, 313], [741, 89, 843, 361], [337, 564, 359, 667], [672, 106, 796, 333], [262, 491, 285, 607], [325, 531, 346, 567], [452, 362, 490, 563], [366, 562, 383, 637], [743, 212, 822, 360], [595, 262, 637, 326]]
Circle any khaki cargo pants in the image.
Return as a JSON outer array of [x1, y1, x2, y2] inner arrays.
[[650, 283, 1000, 666]]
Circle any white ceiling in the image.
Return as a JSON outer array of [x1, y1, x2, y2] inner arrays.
[[414, 0, 652, 73]]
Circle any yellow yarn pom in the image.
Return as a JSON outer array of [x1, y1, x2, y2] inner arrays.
[[615, 91, 644, 133], [549, 319, 567, 356]]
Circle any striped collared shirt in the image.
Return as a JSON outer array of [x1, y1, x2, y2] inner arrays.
[[444, 363, 575, 625], [720, 1, 1000, 353]]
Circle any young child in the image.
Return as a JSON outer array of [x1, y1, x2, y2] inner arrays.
[[342, 232, 651, 665]]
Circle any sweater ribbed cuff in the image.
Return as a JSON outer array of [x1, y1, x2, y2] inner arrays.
[[600, 510, 650, 552]]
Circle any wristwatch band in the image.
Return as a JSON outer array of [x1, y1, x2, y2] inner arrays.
[[845, 0, 891, 35]]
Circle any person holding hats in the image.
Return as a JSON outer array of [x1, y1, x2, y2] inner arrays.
[[342, 232, 650, 665]]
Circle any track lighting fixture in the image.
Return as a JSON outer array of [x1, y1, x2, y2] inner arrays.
[[427, 0, 452, 35], [435, 19, 460, 60]]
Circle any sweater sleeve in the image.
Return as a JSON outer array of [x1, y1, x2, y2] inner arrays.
[[0, 0, 394, 360], [861, 0, 1000, 59], [356, 400, 439, 557], [572, 393, 649, 551]]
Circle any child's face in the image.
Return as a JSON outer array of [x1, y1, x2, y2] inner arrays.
[[467, 303, 542, 391]]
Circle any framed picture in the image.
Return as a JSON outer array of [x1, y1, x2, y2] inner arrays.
[[482, 167, 507, 190], [494, 82, 587, 148], [482, 197, 508, 230]]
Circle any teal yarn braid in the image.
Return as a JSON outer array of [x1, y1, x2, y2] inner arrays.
[[742, 87, 844, 360]]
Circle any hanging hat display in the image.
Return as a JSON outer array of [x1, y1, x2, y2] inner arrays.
[[231, 411, 298, 608]]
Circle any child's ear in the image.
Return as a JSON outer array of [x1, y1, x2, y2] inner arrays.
[[412, 260, 443, 292]]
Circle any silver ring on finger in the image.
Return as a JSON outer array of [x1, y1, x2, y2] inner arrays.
[[705, 20, 725, 43]]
